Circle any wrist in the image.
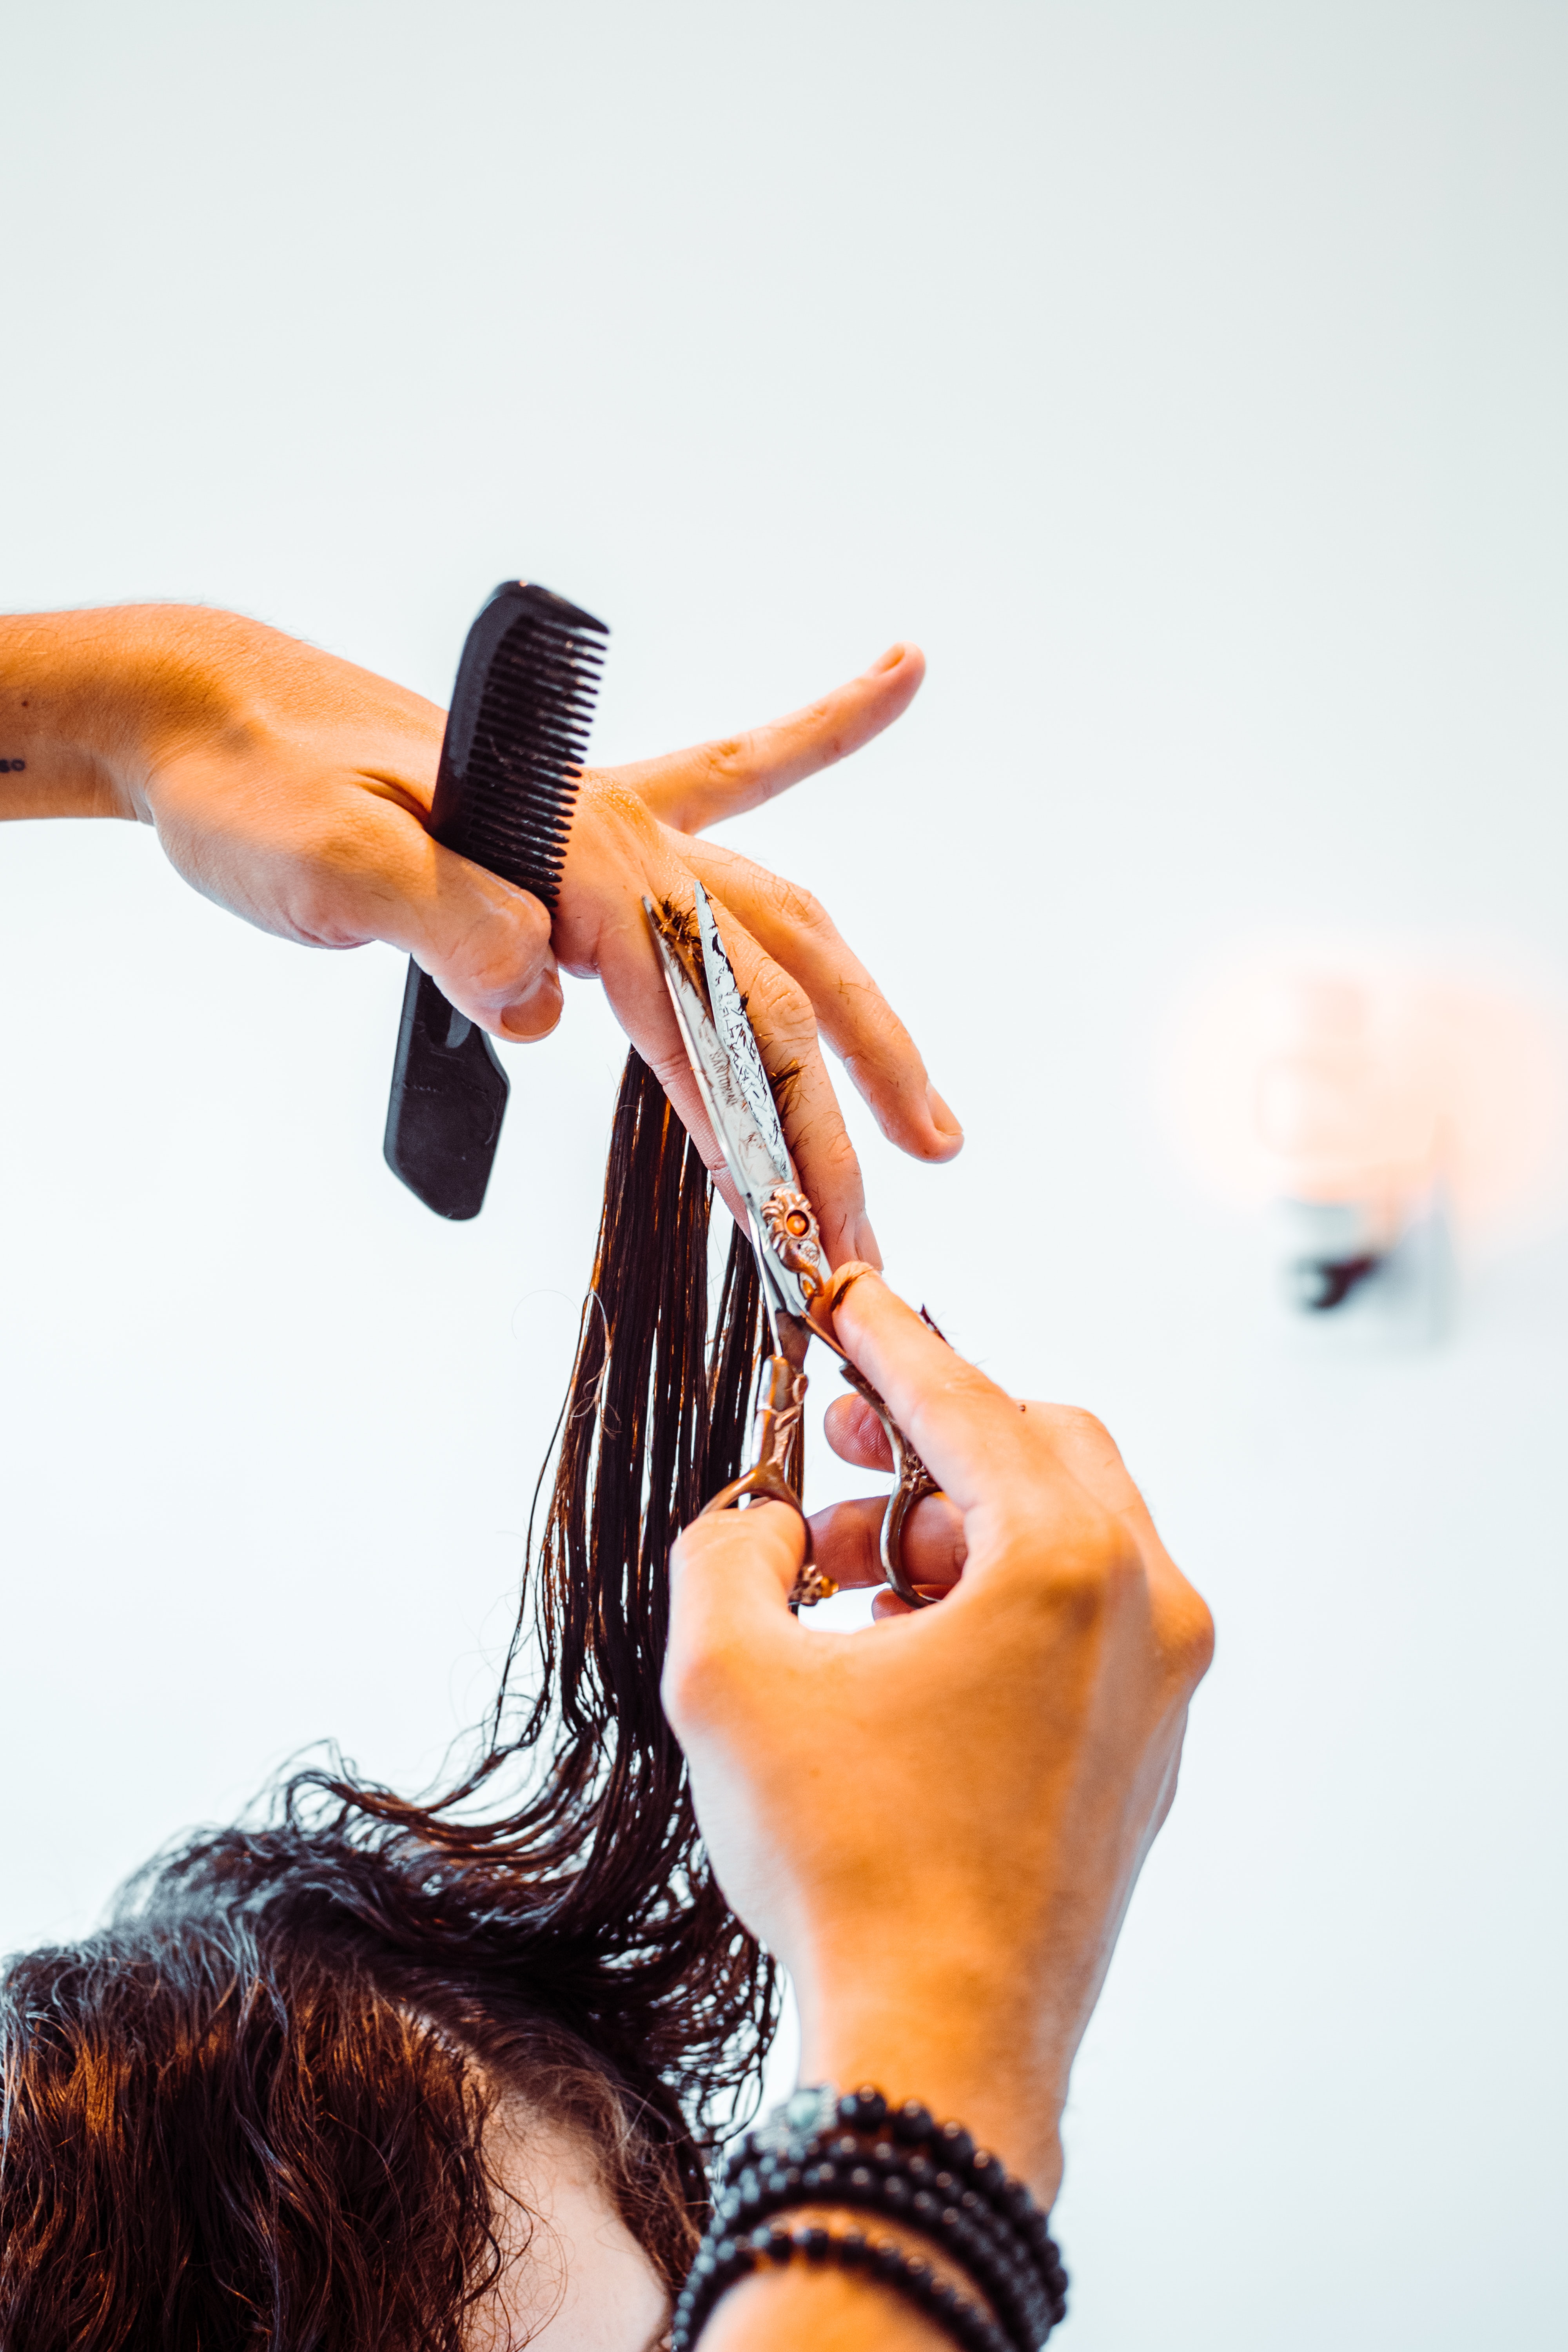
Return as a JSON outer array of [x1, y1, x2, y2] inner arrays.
[[682, 2089, 1069, 2352], [795, 1973, 1067, 2206]]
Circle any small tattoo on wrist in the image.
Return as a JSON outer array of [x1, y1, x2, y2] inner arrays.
[[0, 758, 25, 773]]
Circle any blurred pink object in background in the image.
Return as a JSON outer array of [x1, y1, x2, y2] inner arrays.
[[1165, 949, 1568, 1327]]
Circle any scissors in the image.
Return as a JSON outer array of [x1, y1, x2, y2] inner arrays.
[[644, 884, 940, 1610]]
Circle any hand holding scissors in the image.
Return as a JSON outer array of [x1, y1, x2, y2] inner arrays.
[[646, 886, 941, 1610]]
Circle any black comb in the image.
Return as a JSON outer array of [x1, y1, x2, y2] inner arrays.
[[383, 581, 608, 1219]]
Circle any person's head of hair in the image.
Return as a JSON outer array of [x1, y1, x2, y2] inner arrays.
[[1, 1051, 778, 2350], [0, 1800, 701, 2350]]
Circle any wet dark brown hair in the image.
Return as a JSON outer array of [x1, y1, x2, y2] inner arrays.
[[0, 1051, 772, 2350]]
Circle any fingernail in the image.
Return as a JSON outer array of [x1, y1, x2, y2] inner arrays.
[[500, 972, 563, 1040], [871, 643, 905, 673], [853, 1214, 883, 1270], [926, 1083, 964, 1141]]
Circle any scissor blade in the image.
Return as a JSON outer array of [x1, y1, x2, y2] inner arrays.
[[694, 881, 793, 1184], [642, 900, 791, 1210], [644, 898, 820, 1326]]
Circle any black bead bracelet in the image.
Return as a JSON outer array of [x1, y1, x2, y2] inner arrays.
[[712, 2147, 1048, 2347], [669, 2084, 1068, 2352], [670, 2220, 1016, 2352]]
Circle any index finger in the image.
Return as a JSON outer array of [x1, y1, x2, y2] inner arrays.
[[609, 644, 925, 835], [829, 1272, 1058, 1515]]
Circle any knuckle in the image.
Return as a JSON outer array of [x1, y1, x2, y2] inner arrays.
[[761, 869, 828, 936], [747, 963, 815, 1046], [792, 694, 842, 753], [450, 910, 548, 1005], [819, 1515, 875, 1588], [1031, 1403, 1141, 1507], [1000, 1502, 1137, 1622], [660, 1642, 719, 1735], [1041, 1403, 1116, 1459], [695, 736, 753, 790], [793, 1116, 864, 1215], [813, 1116, 862, 1179], [914, 1356, 1003, 1427], [283, 818, 373, 946], [578, 775, 661, 849], [1063, 1516, 1140, 1609], [920, 1383, 988, 1458], [1168, 1584, 1217, 1683]]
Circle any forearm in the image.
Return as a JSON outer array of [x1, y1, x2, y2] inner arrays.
[[0, 608, 181, 819], [0, 614, 125, 817], [797, 1975, 1067, 2209], [0, 604, 269, 822]]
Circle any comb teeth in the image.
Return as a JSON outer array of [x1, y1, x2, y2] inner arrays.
[[432, 588, 607, 910]]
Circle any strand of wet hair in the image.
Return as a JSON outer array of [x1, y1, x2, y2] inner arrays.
[[288, 1049, 777, 2142]]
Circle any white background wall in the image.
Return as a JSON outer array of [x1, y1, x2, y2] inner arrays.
[[3, 4, 1565, 2343]]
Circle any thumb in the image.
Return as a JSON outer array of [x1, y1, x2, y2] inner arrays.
[[408, 840, 563, 1040], [329, 792, 563, 1040], [662, 1504, 805, 1743]]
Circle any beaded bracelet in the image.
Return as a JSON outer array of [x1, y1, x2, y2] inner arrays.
[[670, 2084, 1068, 2352], [724, 2084, 1068, 2343], [669, 2220, 1015, 2352]]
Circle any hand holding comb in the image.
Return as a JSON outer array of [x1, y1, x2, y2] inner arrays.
[[383, 582, 608, 1219]]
